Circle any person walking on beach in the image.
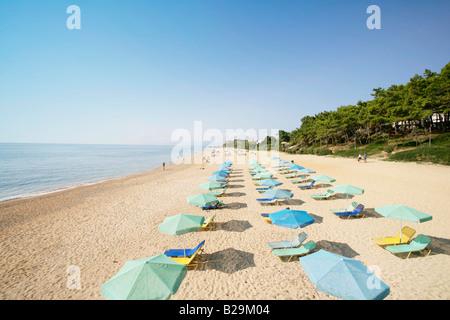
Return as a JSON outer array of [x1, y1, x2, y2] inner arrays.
[[358, 154, 362, 162], [163, 162, 165, 171], [364, 153, 367, 163]]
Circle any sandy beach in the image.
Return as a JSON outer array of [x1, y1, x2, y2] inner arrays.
[[0, 150, 449, 300]]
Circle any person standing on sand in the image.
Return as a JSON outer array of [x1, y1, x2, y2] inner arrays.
[[358, 154, 362, 162], [364, 153, 367, 163], [163, 162, 165, 171]]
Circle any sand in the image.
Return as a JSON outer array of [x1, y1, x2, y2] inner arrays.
[[0, 150, 449, 300]]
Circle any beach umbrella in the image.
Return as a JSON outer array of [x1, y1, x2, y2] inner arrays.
[[213, 170, 229, 177], [269, 208, 315, 229], [289, 165, 305, 170], [269, 208, 315, 242], [158, 213, 205, 236], [208, 175, 226, 182], [300, 249, 390, 300], [199, 181, 223, 190], [252, 173, 273, 180], [257, 179, 283, 187], [374, 205, 432, 242], [298, 168, 316, 174], [101, 254, 187, 300], [158, 213, 205, 256], [332, 184, 365, 207], [187, 193, 219, 207], [311, 175, 336, 187], [262, 189, 293, 199]]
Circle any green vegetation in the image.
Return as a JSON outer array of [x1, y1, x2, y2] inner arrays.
[[281, 62, 450, 165]]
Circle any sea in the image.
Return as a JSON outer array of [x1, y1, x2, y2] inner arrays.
[[0, 143, 196, 203]]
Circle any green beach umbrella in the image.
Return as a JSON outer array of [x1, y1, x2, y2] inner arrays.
[[158, 214, 205, 256], [101, 254, 187, 300], [199, 181, 223, 191], [375, 205, 432, 242], [158, 214, 205, 236], [311, 175, 336, 187], [187, 193, 219, 207]]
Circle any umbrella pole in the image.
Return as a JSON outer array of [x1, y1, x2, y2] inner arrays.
[[399, 220, 402, 244], [183, 237, 186, 257]]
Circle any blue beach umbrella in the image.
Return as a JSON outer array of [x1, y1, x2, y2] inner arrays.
[[257, 179, 283, 187], [208, 175, 226, 182], [269, 208, 315, 241], [298, 168, 316, 174], [300, 250, 390, 300], [262, 189, 293, 199], [289, 165, 305, 170], [213, 170, 229, 177], [269, 208, 315, 229]]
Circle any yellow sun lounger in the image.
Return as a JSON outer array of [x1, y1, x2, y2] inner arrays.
[[170, 246, 205, 270], [372, 226, 416, 247]]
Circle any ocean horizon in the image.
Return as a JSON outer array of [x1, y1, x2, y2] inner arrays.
[[0, 142, 208, 203]]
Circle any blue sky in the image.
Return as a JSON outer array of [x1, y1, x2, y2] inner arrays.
[[0, 0, 449, 145]]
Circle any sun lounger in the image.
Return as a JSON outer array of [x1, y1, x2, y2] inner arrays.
[[257, 198, 278, 205], [164, 240, 206, 257], [261, 213, 272, 223], [202, 200, 226, 211], [268, 232, 308, 249], [278, 170, 291, 174], [271, 241, 316, 262], [170, 246, 205, 270], [372, 226, 416, 247], [298, 180, 316, 189], [310, 189, 335, 200], [284, 172, 298, 179], [331, 201, 358, 213], [200, 214, 216, 231], [208, 189, 226, 197], [333, 204, 365, 218], [256, 186, 274, 192], [385, 235, 431, 259], [290, 176, 307, 184]]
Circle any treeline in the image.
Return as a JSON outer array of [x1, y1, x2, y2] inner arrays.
[[282, 62, 450, 149]]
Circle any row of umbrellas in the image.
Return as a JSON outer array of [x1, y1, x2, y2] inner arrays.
[[268, 157, 418, 300], [102, 162, 234, 300]]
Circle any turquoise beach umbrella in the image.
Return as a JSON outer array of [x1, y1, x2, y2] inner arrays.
[[300, 250, 390, 300], [199, 182, 223, 190], [298, 168, 316, 174], [374, 205, 432, 242], [311, 175, 336, 187], [101, 254, 187, 300]]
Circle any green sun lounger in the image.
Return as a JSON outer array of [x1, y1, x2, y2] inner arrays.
[[284, 172, 298, 179], [331, 201, 358, 213], [267, 232, 308, 249], [291, 176, 307, 184], [385, 235, 431, 259], [272, 241, 316, 262], [310, 189, 334, 200]]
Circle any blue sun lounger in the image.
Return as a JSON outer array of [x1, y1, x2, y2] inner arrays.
[[202, 201, 226, 210], [298, 180, 316, 189], [164, 240, 206, 257]]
